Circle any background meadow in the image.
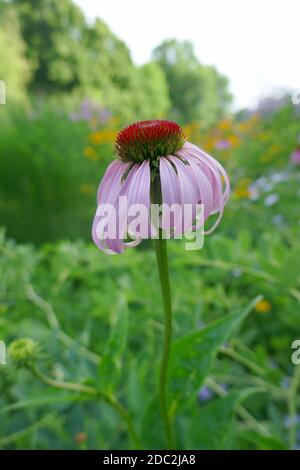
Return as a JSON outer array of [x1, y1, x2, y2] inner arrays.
[[0, 0, 300, 450]]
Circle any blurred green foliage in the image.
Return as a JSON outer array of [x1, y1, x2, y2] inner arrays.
[[0, 219, 299, 448]]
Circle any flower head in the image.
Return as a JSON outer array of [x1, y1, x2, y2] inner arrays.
[[9, 338, 39, 365], [115, 120, 186, 163], [92, 119, 230, 254], [255, 298, 272, 313]]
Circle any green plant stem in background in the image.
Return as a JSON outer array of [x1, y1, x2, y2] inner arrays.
[[151, 170, 175, 449], [29, 366, 141, 449], [288, 364, 300, 449]]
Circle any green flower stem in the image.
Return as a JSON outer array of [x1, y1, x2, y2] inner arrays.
[[29, 366, 141, 449], [151, 170, 175, 449], [0, 414, 52, 448]]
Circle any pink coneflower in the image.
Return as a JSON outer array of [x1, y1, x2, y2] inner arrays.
[[92, 120, 229, 254], [91, 119, 230, 448]]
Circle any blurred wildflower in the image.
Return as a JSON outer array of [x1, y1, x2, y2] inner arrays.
[[227, 134, 240, 147], [270, 172, 289, 183], [248, 185, 260, 201], [291, 146, 300, 165], [9, 338, 39, 365], [253, 177, 274, 193], [89, 129, 118, 145], [281, 377, 291, 389], [83, 146, 97, 161], [233, 177, 253, 199], [272, 214, 285, 225], [74, 432, 87, 445], [284, 415, 300, 428], [234, 188, 251, 199], [255, 299, 272, 313], [236, 114, 260, 134], [69, 98, 111, 127], [183, 122, 202, 142], [198, 385, 213, 402], [215, 138, 231, 150], [231, 268, 242, 278], [264, 193, 279, 206], [218, 118, 232, 131]]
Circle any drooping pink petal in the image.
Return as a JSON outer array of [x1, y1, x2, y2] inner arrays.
[[160, 156, 200, 235], [177, 142, 230, 234], [175, 150, 214, 221], [184, 142, 230, 205], [119, 160, 151, 240], [92, 159, 151, 254], [92, 160, 129, 254]]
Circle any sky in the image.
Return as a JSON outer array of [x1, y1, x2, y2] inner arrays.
[[74, 0, 300, 109]]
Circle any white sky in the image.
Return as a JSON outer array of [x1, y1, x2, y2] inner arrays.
[[74, 0, 300, 109]]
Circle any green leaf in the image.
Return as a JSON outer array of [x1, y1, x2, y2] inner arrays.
[[184, 392, 247, 449], [97, 296, 129, 393], [141, 394, 165, 449], [169, 297, 261, 410], [0, 393, 87, 414], [184, 389, 260, 450], [241, 430, 288, 450]]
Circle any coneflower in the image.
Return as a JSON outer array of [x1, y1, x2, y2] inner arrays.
[[92, 119, 230, 448], [92, 120, 229, 253]]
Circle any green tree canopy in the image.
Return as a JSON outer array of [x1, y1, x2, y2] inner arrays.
[[10, 0, 88, 91], [7, 0, 170, 120], [153, 39, 232, 126], [0, 2, 31, 103]]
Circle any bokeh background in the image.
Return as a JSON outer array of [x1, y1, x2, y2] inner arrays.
[[0, 0, 300, 450]]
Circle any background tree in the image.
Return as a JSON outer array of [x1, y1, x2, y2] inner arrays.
[[7, 0, 170, 121], [10, 0, 87, 92], [153, 39, 232, 126], [0, 2, 31, 104]]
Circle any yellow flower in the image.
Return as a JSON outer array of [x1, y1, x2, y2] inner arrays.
[[236, 121, 250, 133], [236, 114, 260, 134], [183, 121, 201, 142], [218, 118, 232, 131], [89, 129, 118, 145], [255, 299, 272, 313], [239, 177, 252, 188], [234, 188, 251, 199], [83, 146, 97, 160], [227, 134, 241, 147]]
